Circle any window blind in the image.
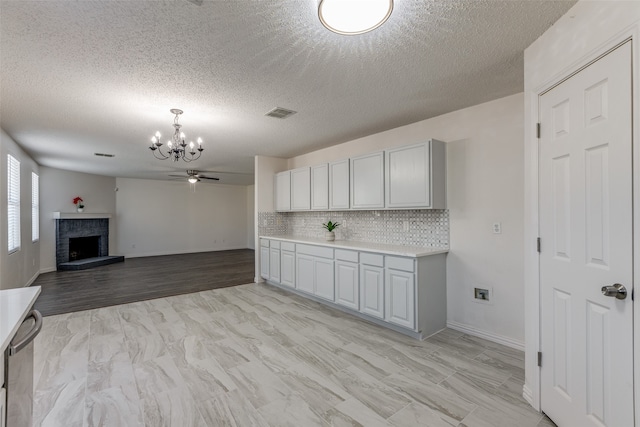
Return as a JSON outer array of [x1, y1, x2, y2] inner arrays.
[[8, 154, 20, 252], [32, 172, 39, 242]]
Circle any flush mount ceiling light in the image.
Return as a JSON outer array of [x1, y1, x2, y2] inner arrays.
[[149, 109, 204, 162], [318, 0, 393, 35]]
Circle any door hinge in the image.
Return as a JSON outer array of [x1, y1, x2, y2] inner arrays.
[[537, 351, 542, 367], [536, 123, 541, 139], [536, 237, 541, 253]]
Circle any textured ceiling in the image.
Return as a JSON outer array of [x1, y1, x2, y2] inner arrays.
[[0, 0, 575, 185]]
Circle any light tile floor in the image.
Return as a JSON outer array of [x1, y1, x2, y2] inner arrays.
[[33, 283, 556, 427]]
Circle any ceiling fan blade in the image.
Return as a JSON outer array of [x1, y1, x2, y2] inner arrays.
[[168, 174, 188, 178], [200, 171, 252, 175], [198, 176, 220, 181]]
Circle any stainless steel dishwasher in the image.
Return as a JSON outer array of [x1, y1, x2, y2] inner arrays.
[[4, 309, 42, 427]]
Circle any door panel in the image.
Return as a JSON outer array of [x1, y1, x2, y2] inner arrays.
[[539, 42, 632, 427]]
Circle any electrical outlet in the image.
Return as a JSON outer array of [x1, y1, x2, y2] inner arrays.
[[492, 222, 502, 234]]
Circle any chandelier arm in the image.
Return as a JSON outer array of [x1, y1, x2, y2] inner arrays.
[[151, 146, 170, 160]]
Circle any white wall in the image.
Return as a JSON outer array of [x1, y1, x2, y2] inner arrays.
[[246, 184, 255, 250], [38, 166, 117, 272], [0, 129, 40, 289], [287, 93, 525, 346], [116, 178, 248, 257], [523, 0, 640, 412]]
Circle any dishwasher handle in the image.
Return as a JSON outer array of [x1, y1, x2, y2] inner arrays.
[[8, 309, 43, 356]]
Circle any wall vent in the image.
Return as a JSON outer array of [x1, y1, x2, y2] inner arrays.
[[265, 107, 297, 119], [94, 153, 115, 157]]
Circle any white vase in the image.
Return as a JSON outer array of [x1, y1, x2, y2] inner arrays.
[[77, 207, 84, 213], [325, 231, 335, 241]]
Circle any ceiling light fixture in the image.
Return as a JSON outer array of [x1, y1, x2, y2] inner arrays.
[[149, 109, 204, 162], [318, 0, 393, 35]]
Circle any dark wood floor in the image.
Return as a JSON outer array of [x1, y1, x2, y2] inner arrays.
[[32, 249, 255, 316]]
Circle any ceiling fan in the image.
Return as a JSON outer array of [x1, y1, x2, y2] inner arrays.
[[169, 170, 219, 183]]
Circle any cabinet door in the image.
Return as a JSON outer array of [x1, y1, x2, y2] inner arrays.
[[311, 164, 329, 210], [314, 258, 335, 301], [385, 269, 415, 329], [260, 246, 270, 279], [296, 254, 315, 294], [275, 171, 291, 211], [291, 167, 311, 210], [280, 250, 295, 287], [0, 387, 5, 427], [329, 159, 350, 210], [269, 248, 281, 283], [335, 261, 359, 310], [351, 152, 384, 209], [385, 142, 431, 208], [360, 264, 384, 319]]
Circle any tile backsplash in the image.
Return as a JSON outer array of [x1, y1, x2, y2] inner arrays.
[[258, 210, 449, 248]]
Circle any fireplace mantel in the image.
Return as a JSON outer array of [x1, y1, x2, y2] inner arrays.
[[53, 212, 112, 220]]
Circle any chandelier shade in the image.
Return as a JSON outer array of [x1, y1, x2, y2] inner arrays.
[[149, 109, 204, 162]]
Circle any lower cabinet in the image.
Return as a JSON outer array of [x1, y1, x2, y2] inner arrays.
[[385, 269, 415, 329], [335, 260, 359, 310], [280, 249, 295, 287], [296, 253, 335, 301], [260, 244, 270, 280], [269, 247, 281, 283], [296, 254, 315, 294], [360, 264, 385, 319]]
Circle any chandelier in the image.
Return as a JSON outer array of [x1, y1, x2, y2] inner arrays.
[[149, 109, 204, 162]]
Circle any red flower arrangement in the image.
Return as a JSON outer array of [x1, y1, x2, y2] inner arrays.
[[73, 197, 85, 208]]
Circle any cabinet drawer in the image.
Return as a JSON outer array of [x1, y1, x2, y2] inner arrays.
[[296, 244, 333, 259], [335, 249, 358, 263], [360, 252, 384, 267], [270, 240, 281, 250], [281, 241, 295, 252], [260, 239, 270, 248], [385, 256, 415, 272]]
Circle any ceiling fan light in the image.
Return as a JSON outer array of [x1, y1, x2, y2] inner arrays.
[[188, 176, 198, 184], [318, 0, 393, 35]]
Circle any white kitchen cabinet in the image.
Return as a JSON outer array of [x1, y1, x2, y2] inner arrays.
[[314, 257, 335, 301], [269, 246, 281, 283], [385, 269, 415, 329], [291, 167, 311, 210], [260, 239, 270, 280], [385, 140, 446, 209], [0, 387, 5, 427], [280, 249, 295, 287], [296, 254, 315, 294], [335, 260, 359, 310], [329, 159, 350, 210], [350, 152, 384, 209], [275, 171, 291, 211], [360, 264, 384, 319], [311, 164, 329, 210]]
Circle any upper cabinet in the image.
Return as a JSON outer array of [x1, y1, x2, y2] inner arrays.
[[350, 152, 384, 209], [274, 139, 446, 212], [275, 171, 291, 212], [329, 159, 350, 210], [291, 167, 311, 210], [311, 164, 329, 210], [385, 140, 446, 209]]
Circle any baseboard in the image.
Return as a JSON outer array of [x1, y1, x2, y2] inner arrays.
[[522, 383, 534, 407], [25, 271, 40, 287], [39, 267, 56, 274], [446, 320, 525, 351], [124, 246, 249, 258]]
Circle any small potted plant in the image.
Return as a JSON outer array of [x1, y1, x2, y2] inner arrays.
[[322, 220, 340, 241], [73, 196, 85, 212]]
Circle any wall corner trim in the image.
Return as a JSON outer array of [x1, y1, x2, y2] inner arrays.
[[446, 320, 525, 351], [522, 384, 535, 408]]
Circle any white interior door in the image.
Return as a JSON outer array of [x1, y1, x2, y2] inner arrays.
[[539, 42, 633, 427]]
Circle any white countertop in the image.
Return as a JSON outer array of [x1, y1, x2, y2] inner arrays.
[[0, 286, 41, 353], [261, 235, 448, 258]]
